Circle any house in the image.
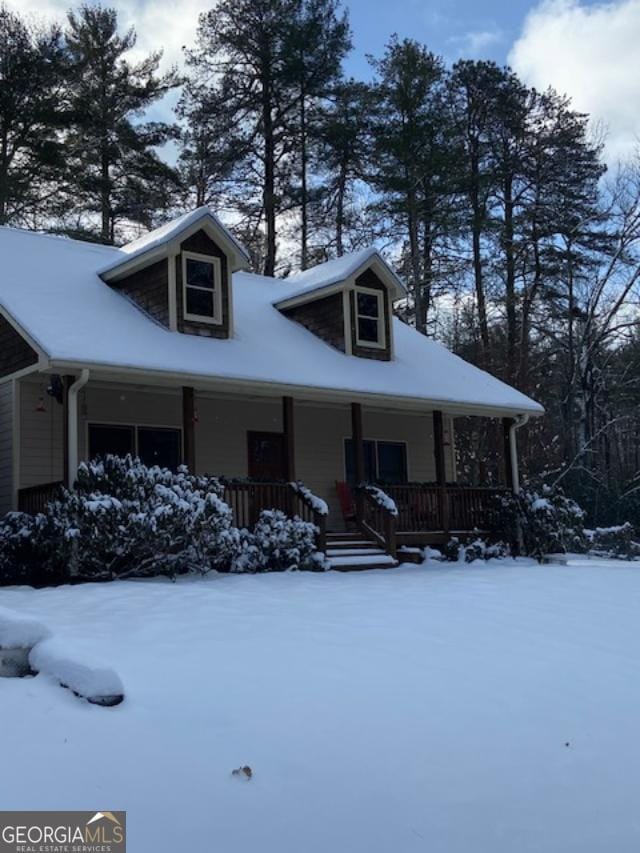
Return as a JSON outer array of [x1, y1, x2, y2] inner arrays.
[[0, 207, 543, 566]]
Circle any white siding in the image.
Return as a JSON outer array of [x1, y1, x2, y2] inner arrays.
[[19, 377, 64, 488], [15, 378, 457, 530], [0, 381, 13, 513]]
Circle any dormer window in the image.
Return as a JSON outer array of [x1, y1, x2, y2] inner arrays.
[[182, 251, 222, 324], [355, 287, 385, 349]]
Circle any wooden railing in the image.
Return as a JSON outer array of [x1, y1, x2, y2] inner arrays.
[[290, 483, 328, 553], [223, 481, 292, 529], [357, 486, 398, 559], [17, 481, 64, 515], [222, 480, 328, 553], [382, 484, 507, 533]]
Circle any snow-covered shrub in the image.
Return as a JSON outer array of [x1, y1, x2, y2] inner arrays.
[[440, 536, 510, 563], [0, 511, 70, 586], [497, 485, 588, 560], [59, 457, 236, 579], [586, 523, 640, 560], [0, 456, 238, 585], [233, 509, 324, 572]]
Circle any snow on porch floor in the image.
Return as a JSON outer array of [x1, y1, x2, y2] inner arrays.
[[1, 558, 640, 853]]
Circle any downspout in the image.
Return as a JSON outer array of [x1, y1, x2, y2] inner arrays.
[[509, 413, 529, 494], [68, 369, 90, 487]]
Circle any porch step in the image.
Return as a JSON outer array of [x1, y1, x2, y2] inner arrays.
[[328, 553, 399, 571], [326, 547, 387, 558]]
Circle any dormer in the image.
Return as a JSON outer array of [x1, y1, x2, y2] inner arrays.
[[99, 207, 250, 339], [275, 248, 405, 361]]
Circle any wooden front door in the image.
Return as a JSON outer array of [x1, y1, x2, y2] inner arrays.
[[247, 431, 286, 481]]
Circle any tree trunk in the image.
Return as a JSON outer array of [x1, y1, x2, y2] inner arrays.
[[262, 69, 277, 277], [299, 82, 309, 269], [503, 171, 517, 383], [470, 145, 489, 360]]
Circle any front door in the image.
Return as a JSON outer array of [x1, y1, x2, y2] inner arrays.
[[247, 431, 286, 481]]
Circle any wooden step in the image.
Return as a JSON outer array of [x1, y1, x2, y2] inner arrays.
[[326, 547, 387, 558], [328, 554, 399, 571]]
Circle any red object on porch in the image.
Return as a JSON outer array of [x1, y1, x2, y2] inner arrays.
[[335, 481, 356, 523]]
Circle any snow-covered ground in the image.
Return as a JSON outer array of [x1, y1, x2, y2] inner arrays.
[[1, 557, 640, 852]]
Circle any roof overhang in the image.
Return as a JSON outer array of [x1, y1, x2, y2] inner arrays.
[[99, 211, 251, 284], [42, 357, 544, 419]]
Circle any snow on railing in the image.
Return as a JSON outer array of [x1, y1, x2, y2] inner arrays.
[[289, 482, 329, 517]]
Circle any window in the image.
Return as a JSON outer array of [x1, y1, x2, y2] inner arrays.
[[88, 424, 134, 459], [344, 439, 407, 484], [182, 251, 222, 324], [89, 424, 182, 471], [355, 287, 385, 349], [138, 427, 181, 470]]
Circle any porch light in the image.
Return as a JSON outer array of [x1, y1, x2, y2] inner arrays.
[[35, 396, 46, 413]]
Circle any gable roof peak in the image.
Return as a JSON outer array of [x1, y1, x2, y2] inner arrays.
[[274, 246, 406, 307], [99, 206, 250, 281]]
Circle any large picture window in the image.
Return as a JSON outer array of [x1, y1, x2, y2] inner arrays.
[[182, 251, 222, 324], [354, 287, 385, 349], [344, 438, 407, 484], [89, 424, 182, 471]]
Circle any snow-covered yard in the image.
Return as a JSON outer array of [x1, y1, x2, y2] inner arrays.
[[1, 557, 640, 852]]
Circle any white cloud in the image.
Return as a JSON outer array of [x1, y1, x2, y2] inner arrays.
[[509, 0, 640, 163], [448, 27, 503, 58], [7, 0, 211, 71]]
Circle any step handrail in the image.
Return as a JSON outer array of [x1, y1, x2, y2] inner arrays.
[[356, 485, 398, 560]]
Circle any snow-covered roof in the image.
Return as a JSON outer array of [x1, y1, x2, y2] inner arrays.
[[99, 206, 250, 278], [0, 225, 543, 416], [275, 247, 406, 305]]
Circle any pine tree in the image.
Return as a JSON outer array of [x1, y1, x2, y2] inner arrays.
[[64, 5, 180, 243], [282, 0, 351, 268], [0, 5, 68, 227], [369, 38, 460, 333], [316, 79, 372, 257], [185, 0, 302, 276]]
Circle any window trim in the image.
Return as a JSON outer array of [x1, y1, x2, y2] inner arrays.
[[354, 286, 386, 350], [182, 250, 223, 325], [87, 421, 183, 469], [343, 437, 408, 484]]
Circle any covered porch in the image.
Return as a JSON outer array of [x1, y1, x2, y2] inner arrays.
[[14, 372, 523, 558]]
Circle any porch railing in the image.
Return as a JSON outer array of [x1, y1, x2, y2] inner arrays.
[[357, 485, 398, 559], [17, 481, 64, 515], [222, 480, 328, 552], [381, 484, 507, 533]]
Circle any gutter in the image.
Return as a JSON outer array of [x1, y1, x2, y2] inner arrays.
[[509, 414, 530, 494], [67, 369, 90, 486]]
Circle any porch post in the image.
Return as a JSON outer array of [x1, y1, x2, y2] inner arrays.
[[502, 417, 515, 491], [282, 395, 295, 481], [432, 410, 450, 533], [351, 402, 365, 484], [182, 386, 196, 472]]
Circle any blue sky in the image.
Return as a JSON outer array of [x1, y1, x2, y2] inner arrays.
[[11, 0, 640, 162], [345, 0, 533, 75]]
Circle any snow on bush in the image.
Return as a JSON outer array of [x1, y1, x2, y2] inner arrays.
[[586, 523, 640, 560], [0, 456, 239, 584], [497, 485, 588, 560], [233, 510, 324, 573], [441, 537, 510, 563]]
